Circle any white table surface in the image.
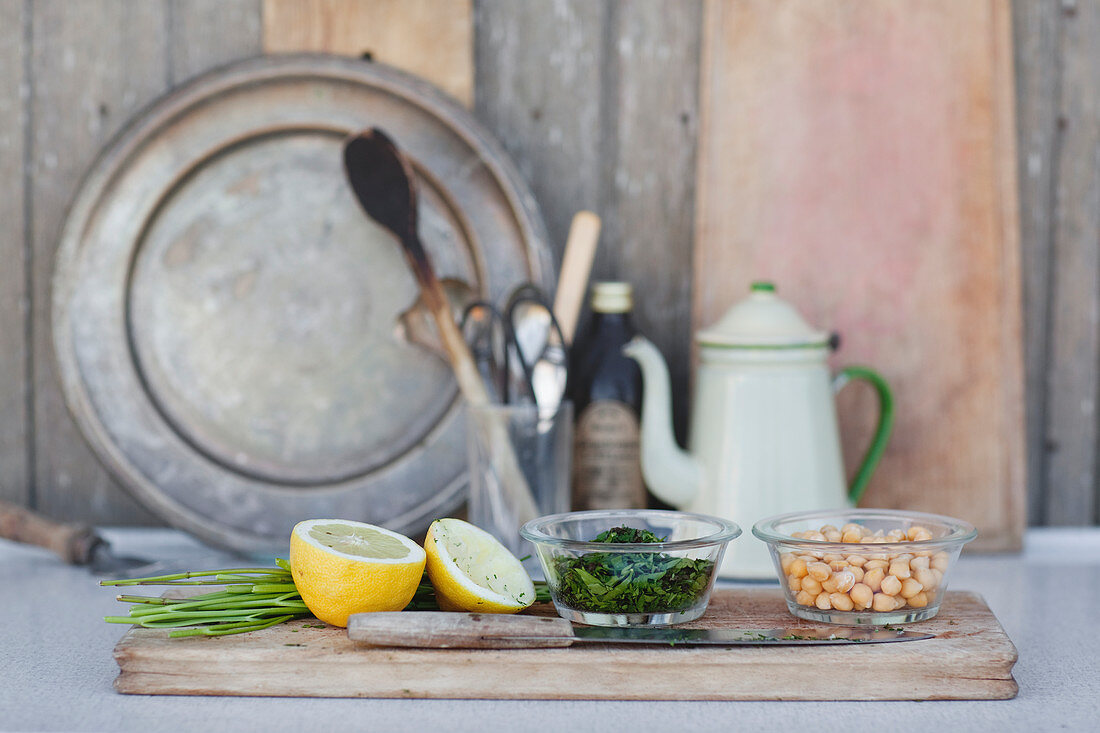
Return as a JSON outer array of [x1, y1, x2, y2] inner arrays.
[[2, 526, 1098, 732]]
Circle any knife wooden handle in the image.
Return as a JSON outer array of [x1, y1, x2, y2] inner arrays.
[[347, 612, 576, 649], [0, 498, 100, 564]]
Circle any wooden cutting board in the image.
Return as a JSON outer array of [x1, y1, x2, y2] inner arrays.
[[693, 0, 1025, 550], [112, 588, 1017, 700]]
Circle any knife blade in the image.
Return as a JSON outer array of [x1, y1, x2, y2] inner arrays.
[[347, 612, 933, 649]]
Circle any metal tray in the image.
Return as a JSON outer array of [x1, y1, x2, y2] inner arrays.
[[52, 55, 551, 554]]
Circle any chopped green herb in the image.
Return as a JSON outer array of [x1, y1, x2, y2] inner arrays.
[[552, 525, 714, 615]]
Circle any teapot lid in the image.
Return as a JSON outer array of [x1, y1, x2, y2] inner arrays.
[[696, 281, 830, 348]]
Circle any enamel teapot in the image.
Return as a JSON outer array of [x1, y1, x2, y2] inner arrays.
[[623, 282, 893, 579]]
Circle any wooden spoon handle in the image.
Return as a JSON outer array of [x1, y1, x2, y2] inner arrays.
[[425, 279, 541, 525], [553, 211, 601, 345], [0, 499, 100, 564], [348, 611, 576, 648]]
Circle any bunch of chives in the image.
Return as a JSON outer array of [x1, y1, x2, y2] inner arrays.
[[101, 558, 310, 638], [103, 559, 553, 637]]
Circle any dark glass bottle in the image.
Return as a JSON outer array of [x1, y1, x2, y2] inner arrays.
[[568, 282, 646, 510]]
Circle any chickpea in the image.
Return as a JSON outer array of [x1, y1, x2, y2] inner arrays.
[[820, 524, 839, 535], [788, 575, 802, 592], [900, 578, 924, 599], [823, 553, 845, 564], [863, 567, 885, 592], [914, 568, 938, 589], [907, 526, 933, 541], [800, 576, 823, 595], [886, 529, 906, 541], [872, 593, 896, 612], [808, 562, 831, 582], [863, 559, 888, 571], [888, 560, 911, 579], [849, 583, 873, 609], [821, 576, 840, 594], [841, 522, 864, 535], [829, 559, 849, 572], [830, 593, 854, 611], [880, 575, 903, 596], [914, 549, 933, 558], [842, 529, 864, 543], [815, 592, 832, 610], [932, 552, 951, 572], [910, 555, 930, 572], [846, 555, 868, 568], [804, 531, 826, 541], [849, 565, 865, 583], [789, 558, 808, 579], [780, 552, 796, 573], [894, 595, 908, 610], [908, 591, 929, 608], [795, 590, 816, 606], [824, 530, 842, 542], [834, 570, 856, 593]]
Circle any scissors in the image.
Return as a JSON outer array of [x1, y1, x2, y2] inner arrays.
[[460, 283, 568, 414]]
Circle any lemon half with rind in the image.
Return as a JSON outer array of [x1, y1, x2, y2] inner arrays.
[[289, 519, 426, 627], [425, 518, 535, 613]]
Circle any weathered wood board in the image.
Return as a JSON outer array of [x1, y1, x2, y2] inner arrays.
[[113, 588, 1017, 701], [0, 0, 28, 506], [475, 0, 704, 439], [693, 0, 1026, 548], [1030, 0, 1100, 526], [29, 0, 172, 525], [263, 0, 473, 107], [26, 0, 263, 526]]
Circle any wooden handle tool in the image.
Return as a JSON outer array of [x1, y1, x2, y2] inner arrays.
[[552, 210, 601, 345], [343, 128, 539, 524], [0, 498, 101, 564]]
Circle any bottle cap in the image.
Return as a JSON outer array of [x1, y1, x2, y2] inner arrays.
[[589, 281, 633, 313]]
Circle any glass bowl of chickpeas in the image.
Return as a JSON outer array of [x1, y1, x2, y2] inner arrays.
[[752, 509, 977, 625]]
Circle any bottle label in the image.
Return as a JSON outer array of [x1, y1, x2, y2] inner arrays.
[[573, 400, 646, 510]]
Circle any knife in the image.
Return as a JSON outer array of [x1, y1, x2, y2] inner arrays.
[[347, 612, 933, 648], [0, 498, 161, 577]]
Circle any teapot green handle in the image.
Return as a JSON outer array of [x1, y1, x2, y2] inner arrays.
[[832, 366, 894, 505]]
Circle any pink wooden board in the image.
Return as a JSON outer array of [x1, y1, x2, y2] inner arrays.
[[693, 0, 1024, 549]]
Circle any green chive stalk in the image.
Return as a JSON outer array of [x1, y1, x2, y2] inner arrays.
[[102, 558, 552, 638]]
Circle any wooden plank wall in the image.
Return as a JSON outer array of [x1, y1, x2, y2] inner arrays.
[[0, 0, 1096, 527], [1013, 0, 1100, 526]]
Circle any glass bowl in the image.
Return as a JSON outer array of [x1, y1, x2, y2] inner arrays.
[[520, 509, 741, 627], [752, 509, 977, 625]]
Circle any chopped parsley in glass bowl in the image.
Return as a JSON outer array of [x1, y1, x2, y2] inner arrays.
[[520, 509, 740, 627]]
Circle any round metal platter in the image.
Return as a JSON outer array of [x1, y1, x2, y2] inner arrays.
[[53, 55, 552, 554]]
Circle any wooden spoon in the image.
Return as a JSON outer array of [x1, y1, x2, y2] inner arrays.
[[343, 128, 539, 525]]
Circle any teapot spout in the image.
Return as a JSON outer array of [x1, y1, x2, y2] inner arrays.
[[622, 337, 703, 507]]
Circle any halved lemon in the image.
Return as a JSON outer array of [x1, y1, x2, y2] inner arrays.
[[289, 519, 426, 627], [424, 518, 535, 613]]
